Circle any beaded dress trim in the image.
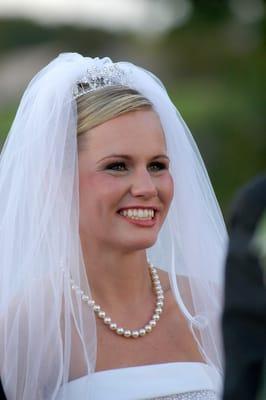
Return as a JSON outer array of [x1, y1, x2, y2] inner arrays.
[[150, 389, 218, 399]]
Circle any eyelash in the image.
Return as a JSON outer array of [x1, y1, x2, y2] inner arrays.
[[105, 161, 167, 172]]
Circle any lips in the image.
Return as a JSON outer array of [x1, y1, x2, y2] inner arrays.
[[117, 206, 159, 227]]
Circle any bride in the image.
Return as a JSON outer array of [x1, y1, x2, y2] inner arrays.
[[0, 53, 227, 399]]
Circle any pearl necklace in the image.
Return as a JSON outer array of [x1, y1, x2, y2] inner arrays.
[[70, 263, 164, 338]]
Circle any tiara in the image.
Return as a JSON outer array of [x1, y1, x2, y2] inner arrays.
[[73, 63, 130, 99]]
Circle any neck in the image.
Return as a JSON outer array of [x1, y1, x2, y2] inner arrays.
[[80, 238, 152, 310]]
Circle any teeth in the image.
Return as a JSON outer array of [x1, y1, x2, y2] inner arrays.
[[119, 208, 155, 220]]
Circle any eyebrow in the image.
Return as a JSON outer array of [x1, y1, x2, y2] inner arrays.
[[97, 154, 170, 163]]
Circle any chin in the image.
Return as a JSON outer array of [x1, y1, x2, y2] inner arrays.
[[121, 236, 158, 251]]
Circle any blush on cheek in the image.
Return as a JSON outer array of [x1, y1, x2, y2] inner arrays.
[[161, 173, 174, 203], [79, 172, 125, 220], [169, 176, 174, 202]]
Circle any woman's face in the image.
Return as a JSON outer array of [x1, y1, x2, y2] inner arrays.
[[78, 109, 174, 252]]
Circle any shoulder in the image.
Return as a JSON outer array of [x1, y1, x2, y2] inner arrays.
[[157, 268, 194, 309], [156, 268, 205, 363]]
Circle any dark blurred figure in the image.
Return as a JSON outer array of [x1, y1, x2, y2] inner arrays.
[[0, 379, 6, 400], [222, 175, 266, 400]]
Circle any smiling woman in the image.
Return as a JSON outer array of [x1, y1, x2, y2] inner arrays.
[[0, 53, 227, 399], [78, 110, 173, 255]]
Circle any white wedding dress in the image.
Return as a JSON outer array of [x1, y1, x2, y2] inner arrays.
[[56, 362, 221, 400]]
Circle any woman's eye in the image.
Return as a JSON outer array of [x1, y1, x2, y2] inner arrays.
[[149, 162, 167, 171], [105, 162, 127, 171]]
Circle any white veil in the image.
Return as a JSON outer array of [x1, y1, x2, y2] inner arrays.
[[0, 53, 227, 399]]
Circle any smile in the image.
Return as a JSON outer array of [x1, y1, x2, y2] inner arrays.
[[119, 208, 155, 220]]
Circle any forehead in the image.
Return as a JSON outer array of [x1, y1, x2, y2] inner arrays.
[[79, 110, 167, 160]]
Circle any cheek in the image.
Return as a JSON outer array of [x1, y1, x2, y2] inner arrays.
[[79, 172, 125, 210], [160, 173, 174, 207]]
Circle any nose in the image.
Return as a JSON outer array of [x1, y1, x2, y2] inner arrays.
[[130, 168, 158, 199]]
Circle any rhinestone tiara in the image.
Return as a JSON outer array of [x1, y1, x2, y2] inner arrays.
[[73, 63, 130, 99]]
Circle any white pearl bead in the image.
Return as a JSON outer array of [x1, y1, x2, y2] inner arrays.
[[93, 305, 101, 312], [139, 329, 146, 336], [145, 325, 152, 333], [110, 323, 117, 330], [153, 314, 160, 321], [132, 330, 139, 338], [124, 330, 131, 337], [87, 300, 95, 306], [150, 320, 157, 327], [157, 294, 164, 300], [116, 327, 124, 335], [155, 307, 162, 314], [81, 294, 89, 302], [98, 311, 106, 319], [157, 301, 163, 307], [104, 317, 111, 325]]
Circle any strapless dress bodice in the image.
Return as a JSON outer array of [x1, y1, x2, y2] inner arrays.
[[56, 362, 222, 399]]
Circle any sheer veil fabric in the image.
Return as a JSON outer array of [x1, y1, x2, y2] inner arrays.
[[0, 53, 227, 399]]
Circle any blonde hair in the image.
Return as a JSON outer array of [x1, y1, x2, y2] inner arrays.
[[76, 85, 152, 149]]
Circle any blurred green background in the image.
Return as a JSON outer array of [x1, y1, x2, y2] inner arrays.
[[0, 0, 265, 216]]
